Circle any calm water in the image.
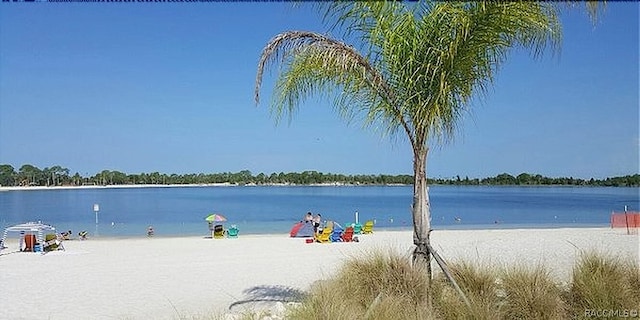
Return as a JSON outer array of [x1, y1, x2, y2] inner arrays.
[[0, 185, 637, 238]]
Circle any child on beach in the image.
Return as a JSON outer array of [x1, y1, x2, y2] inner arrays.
[[313, 213, 322, 233], [147, 226, 154, 237]]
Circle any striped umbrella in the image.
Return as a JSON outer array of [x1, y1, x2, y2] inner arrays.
[[205, 213, 227, 222]]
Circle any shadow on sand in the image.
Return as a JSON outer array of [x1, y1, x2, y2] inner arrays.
[[228, 285, 307, 311]]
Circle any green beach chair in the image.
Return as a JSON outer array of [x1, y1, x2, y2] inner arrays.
[[227, 225, 239, 238], [44, 233, 64, 251]]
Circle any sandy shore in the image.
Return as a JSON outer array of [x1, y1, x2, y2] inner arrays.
[[1, 228, 637, 320], [0, 182, 368, 192], [0, 183, 236, 192]]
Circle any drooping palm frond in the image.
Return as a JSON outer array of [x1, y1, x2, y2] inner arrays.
[[560, 0, 606, 25], [255, 31, 414, 144]]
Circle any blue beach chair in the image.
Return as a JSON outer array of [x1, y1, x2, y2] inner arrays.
[[330, 223, 344, 242]]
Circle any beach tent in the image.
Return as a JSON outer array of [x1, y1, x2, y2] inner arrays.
[[290, 221, 314, 237], [1, 222, 56, 252]]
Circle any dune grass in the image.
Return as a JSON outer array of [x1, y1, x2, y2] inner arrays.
[[500, 264, 567, 320], [286, 250, 433, 320], [567, 252, 640, 319], [433, 261, 501, 319], [180, 249, 637, 320], [284, 249, 638, 320]]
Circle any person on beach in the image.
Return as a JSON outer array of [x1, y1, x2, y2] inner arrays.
[[313, 213, 322, 233], [19, 231, 25, 251], [78, 230, 88, 240], [305, 212, 313, 223], [147, 225, 154, 237], [61, 230, 72, 240]]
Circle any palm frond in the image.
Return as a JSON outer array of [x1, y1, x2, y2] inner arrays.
[[255, 1, 562, 150], [254, 30, 413, 143]]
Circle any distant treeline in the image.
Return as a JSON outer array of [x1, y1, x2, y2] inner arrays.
[[0, 164, 638, 187]]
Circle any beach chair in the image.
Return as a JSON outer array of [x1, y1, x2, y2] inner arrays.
[[23, 234, 36, 252], [330, 224, 344, 242], [362, 220, 374, 234], [341, 226, 354, 242], [44, 233, 64, 251], [314, 227, 332, 243], [353, 223, 363, 234], [330, 229, 341, 242], [227, 225, 239, 238], [213, 224, 225, 239], [60, 231, 72, 240]]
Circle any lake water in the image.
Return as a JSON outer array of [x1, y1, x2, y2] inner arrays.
[[0, 185, 637, 238]]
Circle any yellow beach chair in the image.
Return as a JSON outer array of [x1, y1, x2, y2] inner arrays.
[[314, 227, 332, 243], [213, 225, 225, 239], [362, 220, 374, 234]]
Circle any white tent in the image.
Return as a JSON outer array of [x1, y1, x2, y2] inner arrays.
[[1, 222, 57, 252]]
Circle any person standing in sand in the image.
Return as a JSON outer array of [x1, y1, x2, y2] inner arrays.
[[313, 213, 322, 233], [147, 225, 154, 237]]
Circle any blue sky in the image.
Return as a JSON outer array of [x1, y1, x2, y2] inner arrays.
[[0, 2, 638, 179]]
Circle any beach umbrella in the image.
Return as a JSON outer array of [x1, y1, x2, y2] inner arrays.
[[205, 213, 227, 222]]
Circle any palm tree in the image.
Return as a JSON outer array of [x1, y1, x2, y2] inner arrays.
[[254, 2, 562, 274]]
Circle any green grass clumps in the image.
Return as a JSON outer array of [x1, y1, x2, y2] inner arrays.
[[286, 250, 638, 320], [433, 261, 501, 320], [286, 250, 432, 320], [434, 262, 566, 320], [622, 259, 640, 303], [567, 252, 640, 319], [500, 264, 566, 320]]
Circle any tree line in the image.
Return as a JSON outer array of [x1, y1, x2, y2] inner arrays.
[[0, 163, 637, 187]]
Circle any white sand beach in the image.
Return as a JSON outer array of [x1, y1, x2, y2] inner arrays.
[[0, 183, 236, 192], [0, 228, 637, 320]]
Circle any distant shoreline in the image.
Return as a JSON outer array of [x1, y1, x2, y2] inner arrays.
[[0, 182, 414, 192], [0, 183, 234, 192], [1, 182, 636, 192]]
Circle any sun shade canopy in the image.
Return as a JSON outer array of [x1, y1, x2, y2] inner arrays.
[[2, 222, 57, 251]]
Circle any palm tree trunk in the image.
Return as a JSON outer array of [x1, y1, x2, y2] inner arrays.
[[412, 146, 432, 279]]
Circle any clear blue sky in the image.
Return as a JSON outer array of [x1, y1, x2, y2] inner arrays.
[[0, 2, 638, 179]]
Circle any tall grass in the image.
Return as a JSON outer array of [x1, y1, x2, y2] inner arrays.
[[286, 250, 432, 320], [622, 259, 640, 304], [567, 252, 640, 319], [500, 264, 566, 320], [433, 261, 500, 319], [285, 250, 638, 320]]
